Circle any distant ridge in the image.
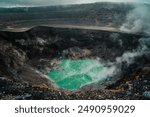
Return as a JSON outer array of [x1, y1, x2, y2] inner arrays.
[[0, 1, 149, 9]]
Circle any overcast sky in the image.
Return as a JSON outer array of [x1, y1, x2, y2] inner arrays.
[[0, 0, 149, 7]]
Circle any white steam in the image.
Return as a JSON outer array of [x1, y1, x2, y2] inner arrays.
[[120, 5, 150, 35], [67, 5, 150, 86], [116, 51, 141, 65], [105, 4, 150, 80], [118, 4, 150, 65]]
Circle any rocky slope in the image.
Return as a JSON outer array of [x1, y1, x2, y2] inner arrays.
[[0, 26, 149, 100], [0, 2, 134, 29]]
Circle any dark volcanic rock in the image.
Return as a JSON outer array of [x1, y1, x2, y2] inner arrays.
[[0, 39, 26, 69], [0, 3, 134, 28], [0, 2, 150, 100], [0, 26, 149, 100]]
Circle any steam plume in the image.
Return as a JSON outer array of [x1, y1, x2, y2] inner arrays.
[[120, 5, 150, 35]]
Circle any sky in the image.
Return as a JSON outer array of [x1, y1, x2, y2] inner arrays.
[[0, 0, 149, 7]]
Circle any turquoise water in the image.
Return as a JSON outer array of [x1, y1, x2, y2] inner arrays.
[[48, 59, 107, 90]]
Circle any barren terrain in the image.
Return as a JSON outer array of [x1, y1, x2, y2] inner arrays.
[[0, 2, 150, 99]]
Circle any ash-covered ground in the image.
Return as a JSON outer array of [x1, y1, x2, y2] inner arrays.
[[0, 2, 150, 100]]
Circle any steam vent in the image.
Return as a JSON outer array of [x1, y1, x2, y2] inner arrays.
[[0, 2, 150, 100]]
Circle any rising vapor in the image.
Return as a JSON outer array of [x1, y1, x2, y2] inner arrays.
[[118, 4, 150, 67], [120, 5, 150, 35]]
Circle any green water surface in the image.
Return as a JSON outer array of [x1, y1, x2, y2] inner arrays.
[[48, 59, 107, 90]]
